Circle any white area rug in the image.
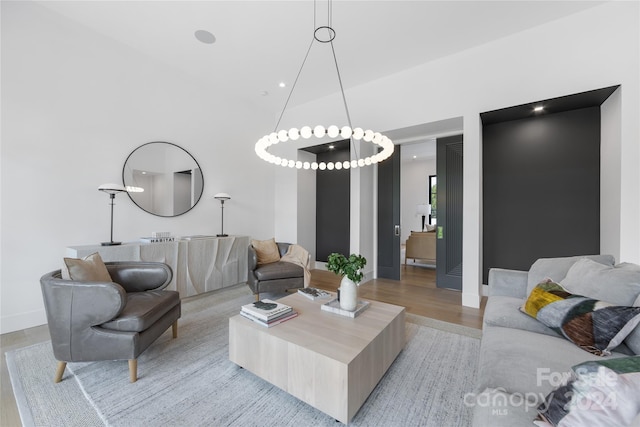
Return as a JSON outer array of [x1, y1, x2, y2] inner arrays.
[[7, 285, 480, 426]]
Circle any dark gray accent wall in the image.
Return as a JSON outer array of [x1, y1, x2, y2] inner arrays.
[[482, 107, 600, 283], [437, 135, 464, 290], [316, 148, 350, 262]]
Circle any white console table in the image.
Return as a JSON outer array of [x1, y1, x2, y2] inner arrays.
[[66, 235, 250, 297]]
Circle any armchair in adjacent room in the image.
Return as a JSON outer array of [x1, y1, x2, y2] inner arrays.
[[40, 260, 181, 383], [247, 240, 308, 301]]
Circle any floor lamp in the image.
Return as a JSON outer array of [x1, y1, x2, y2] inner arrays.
[[416, 204, 431, 232], [98, 183, 127, 246], [214, 193, 231, 237]]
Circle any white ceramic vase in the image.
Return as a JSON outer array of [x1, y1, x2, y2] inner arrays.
[[339, 276, 358, 311]]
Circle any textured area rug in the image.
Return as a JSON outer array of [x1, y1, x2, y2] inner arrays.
[[7, 285, 480, 426]]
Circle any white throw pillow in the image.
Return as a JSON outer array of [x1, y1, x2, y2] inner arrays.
[[560, 258, 640, 306]]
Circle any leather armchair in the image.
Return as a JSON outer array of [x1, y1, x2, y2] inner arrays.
[[40, 262, 181, 383], [247, 242, 305, 301]]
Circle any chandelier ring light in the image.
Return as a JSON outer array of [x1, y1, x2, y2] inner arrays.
[[255, 1, 394, 170], [255, 125, 395, 170]]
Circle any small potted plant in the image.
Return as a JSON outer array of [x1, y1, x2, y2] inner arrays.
[[326, 253, 366, 311]]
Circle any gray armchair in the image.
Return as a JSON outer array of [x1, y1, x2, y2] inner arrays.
[[40, 261, 181, 383], [247, 242, 305, 301]]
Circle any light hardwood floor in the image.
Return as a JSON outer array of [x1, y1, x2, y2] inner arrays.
[[312, 265, 486, 329], [0, 266, 485, 426]]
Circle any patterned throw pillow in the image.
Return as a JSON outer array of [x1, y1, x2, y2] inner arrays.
[[536, 356, 640, 427], [521, 280, 640, 356]]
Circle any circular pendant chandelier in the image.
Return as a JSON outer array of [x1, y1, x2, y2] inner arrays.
[[255, 125, 394, 170], [255, 1, 394, 170]]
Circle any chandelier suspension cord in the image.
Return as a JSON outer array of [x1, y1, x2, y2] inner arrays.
[[255, 0, 395, 171], [329, 40, 359, 159], [273, 36, 315, 132]]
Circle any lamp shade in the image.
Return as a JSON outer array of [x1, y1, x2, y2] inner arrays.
[[98, 183, 126, 194], [214, 193, 231, 200], [416, 204, 431, 216]]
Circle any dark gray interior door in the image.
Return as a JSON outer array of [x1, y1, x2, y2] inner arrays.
[[377, 145, 401, 280], [436, 135, 463, 290]]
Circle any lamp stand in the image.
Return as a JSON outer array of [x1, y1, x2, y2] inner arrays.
[[102, 193, 121, 246], [217, 199, 228, 237], [421, 215, 426, 232]]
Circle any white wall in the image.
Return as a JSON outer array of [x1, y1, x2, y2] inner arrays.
[[0, 2, 277, 332], [297, 150, 316, 266], [355, 141, 375, 280], [275, 1, 640, 308], [2, 1, 638, 332], [601, 87, 622, 261], [400, 157, 436, 243]]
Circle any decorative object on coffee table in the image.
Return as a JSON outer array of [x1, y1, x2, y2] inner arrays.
[[321, 298, 370, 318], [98, 183, 127, 246], [326, 253, 366, 311]]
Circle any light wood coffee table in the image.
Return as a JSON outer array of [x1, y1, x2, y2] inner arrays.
[[229, 293, 405, 424]]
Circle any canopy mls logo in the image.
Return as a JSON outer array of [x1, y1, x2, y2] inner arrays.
[[463, 367, 621, 417]]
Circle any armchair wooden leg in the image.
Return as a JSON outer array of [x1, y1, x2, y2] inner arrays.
[[54, 361, 67, 383], [129, 359, 137, 383], [172, 320, 178, 339], [255, 293, 260, 302]]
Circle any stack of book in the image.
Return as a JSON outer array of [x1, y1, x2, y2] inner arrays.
[[297, 287, 332, 300], [240, 299, 298, 327]]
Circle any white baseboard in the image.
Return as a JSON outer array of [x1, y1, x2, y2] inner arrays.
[[1, 309, 47, 334], [482, 284, 489, 296]]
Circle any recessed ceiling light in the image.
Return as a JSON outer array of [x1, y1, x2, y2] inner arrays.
[[279, 82, 286, 88], [534, 105, 544, 112], [413, 155, 417, 159], [195, 30, 216, 44], [260, 90, 269, 96]]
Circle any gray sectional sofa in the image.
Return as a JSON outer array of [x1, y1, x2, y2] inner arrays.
[[472, 255, 640, 426]]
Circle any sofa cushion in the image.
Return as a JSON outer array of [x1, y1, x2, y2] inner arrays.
[[62, 252, 113, 282], [254, 261, 303, 281], [472, 388, 541, 427], [251, 238, 281, 265], [536, 356, 640, 427], [475, 326, 626, 398], [483, 296, 559, 337], [101, 290, 180, 332], [526, 255, 615, 296], [522, 281, 640, 356], [560, 258, 640, 306]]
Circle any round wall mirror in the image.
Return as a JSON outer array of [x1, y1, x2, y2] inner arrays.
[[122, 142, 204, 217]]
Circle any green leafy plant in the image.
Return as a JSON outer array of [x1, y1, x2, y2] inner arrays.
[[326, 253, 367, 283]]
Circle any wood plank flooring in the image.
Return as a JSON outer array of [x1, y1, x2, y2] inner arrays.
[[0, 266, 485, 426], [311, 266, 486, 329]]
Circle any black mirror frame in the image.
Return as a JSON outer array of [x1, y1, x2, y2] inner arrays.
[[122, 141, 204, 217]]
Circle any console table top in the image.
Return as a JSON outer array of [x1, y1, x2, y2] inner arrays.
[[67, 235, 247, 250]]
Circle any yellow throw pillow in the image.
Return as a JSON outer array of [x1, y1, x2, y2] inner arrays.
[[62, 252, 113, 282], [251, 238, 281, 265]]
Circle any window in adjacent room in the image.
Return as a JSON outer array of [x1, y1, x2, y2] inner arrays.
[[429, 175, 437, 225]]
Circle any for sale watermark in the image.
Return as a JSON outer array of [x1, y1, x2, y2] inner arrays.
[[463, 366, 621, 417]]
